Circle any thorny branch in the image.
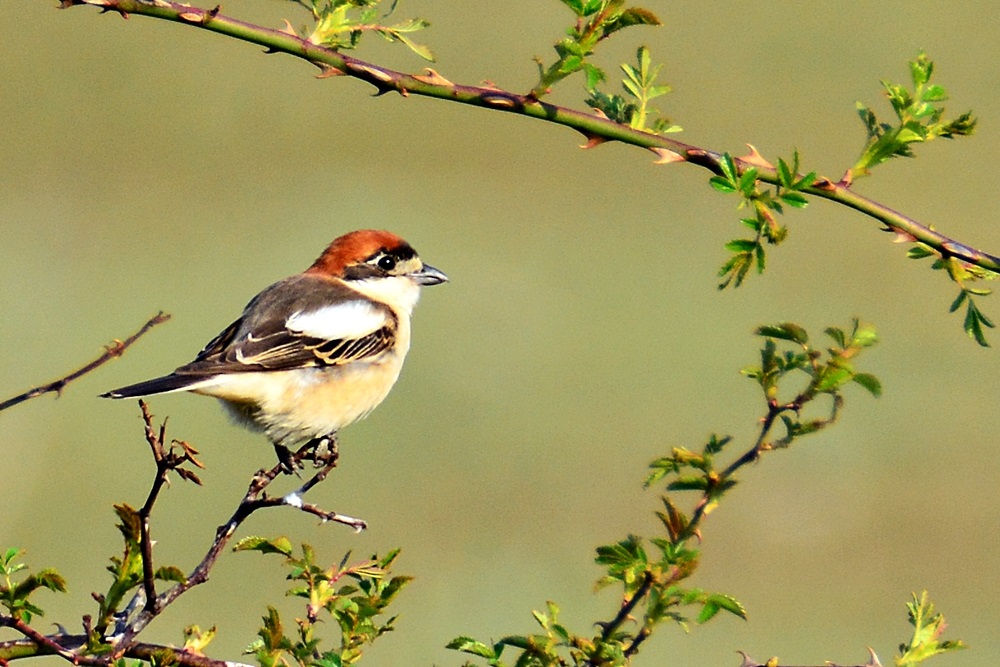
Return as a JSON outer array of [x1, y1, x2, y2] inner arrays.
[[0, 632, 253, 667], [0, 312, 170, 413], [0, 401, 363, 666], [58, 0, 1000, 277], [112, 405, 365, 656]]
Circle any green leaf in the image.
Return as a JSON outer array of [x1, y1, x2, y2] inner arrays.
[[779, 191, 808, 208], [852, 373, 883, 397], [963, 299, 994, 347], [234, 536, 294, 556], [896, 591, 966, 667], [709, 176, 737, 193], [446, 636, 499, 660], [907, 245, 936, 260], [498, 635, 532, 650], [666, 476, 709, 492], [154, 566, 186, 584], [755, 323, 809, 345], [815, 362, 854, 393], [724, 239, 757, 253]]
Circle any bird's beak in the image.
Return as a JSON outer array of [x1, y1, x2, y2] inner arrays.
[[413, 263, 448, 286]]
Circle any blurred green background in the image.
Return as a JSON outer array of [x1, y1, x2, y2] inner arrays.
[[4, 1, 1000, 665]]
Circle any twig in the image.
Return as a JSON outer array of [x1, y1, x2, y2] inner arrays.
[[111, 432, 361, 656], [0, 312, 170, 413], [0, 634, 254, 667], [598, 570, 654, 644], [57, 0, 1000, 275], [0, 616, 107, 666]]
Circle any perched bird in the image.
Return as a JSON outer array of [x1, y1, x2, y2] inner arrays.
[[102, 229, 447, 466]]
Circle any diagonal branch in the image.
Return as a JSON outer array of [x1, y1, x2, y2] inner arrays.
[[0, 311, 170, 413], [111, 430, 363, 656], [59, 0, 1000, 275], [0, 632, 254, 667]]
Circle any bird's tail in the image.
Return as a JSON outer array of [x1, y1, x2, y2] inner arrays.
[[101, 374, 202, 399]]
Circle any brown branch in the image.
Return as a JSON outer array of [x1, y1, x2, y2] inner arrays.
[[0, 617, 107, 666], [0, 312, 170, 413], [0, 634, 253, 667], [110, 429, 362, 656]]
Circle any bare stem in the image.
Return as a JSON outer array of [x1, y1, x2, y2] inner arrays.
[[0, 312, 170, 413]]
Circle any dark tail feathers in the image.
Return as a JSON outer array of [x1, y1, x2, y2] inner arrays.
[[101, 374, 200, 399]]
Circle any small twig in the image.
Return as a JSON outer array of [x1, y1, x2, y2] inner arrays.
[[0, 312, 170, 413], [0, 616, 107, 666], [136, 401, 170, 613], [111, 434, 359, 655], [0, 634, 254, 667], [597, 570, 654, 644]]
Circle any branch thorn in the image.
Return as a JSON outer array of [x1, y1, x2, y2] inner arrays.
[[413, 68, 454, 86], [649, 147, 685, 164], [738, 143, 773, 170]]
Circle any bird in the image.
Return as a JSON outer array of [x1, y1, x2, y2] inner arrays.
[[102, 229, 447, 468]]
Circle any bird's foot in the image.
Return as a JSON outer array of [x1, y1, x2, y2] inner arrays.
[[301, 433, 340, 468], [273, 442, 301, 475]]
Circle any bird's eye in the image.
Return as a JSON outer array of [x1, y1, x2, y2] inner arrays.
[[377, 255, 397, 272]]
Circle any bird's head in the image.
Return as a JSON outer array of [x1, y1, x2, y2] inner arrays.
[[307, 230, 448, 312]]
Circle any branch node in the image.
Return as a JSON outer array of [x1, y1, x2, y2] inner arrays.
[[480, 93, 519, 109]]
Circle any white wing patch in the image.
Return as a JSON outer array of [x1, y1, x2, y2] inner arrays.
[[285, 300, 387, 341]]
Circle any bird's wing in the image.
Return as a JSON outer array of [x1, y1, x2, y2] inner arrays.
[[177, 275, 398, 375]]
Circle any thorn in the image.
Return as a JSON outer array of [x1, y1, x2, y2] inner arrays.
[[413, 68, 454, 86], [580, 134, 609, 150], [738, 144, 774, 170], [278, 18, 298, 36], [812, 176, 836, 191], [736, 651, 758, 667], [590, 107, 610, 120], [891, 230, 917, 244], [479, 80, 503, 91], [650, 147, 685, 164], [315, 64, 346, 79], [864, 647, 882, 667]]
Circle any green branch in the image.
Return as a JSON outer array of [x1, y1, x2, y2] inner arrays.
[[60, 0, 1000, 279]]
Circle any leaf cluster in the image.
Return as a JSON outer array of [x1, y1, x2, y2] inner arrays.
[[237, 537, 410, 667], [532, 0, 660, 98], [585, 46, 680, 134], [895, 592, 965, 667], [743, 320, 881, 418], [907, 245, 997, 346], [447, 432, 747, 667], [849, 52, 976, 182], [92, 505, 186, 646], [290, 0, 433, 61], [449, 320, 878, 667], [0, 548, 66, 624], [712, 152, 815, 289]]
